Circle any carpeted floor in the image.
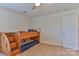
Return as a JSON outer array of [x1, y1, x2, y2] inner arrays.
[[17, 43, 79, 56]]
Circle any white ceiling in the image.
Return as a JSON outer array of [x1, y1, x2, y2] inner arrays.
[[0, 3, 79, 17]]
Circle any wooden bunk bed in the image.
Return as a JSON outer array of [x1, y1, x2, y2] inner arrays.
[[0, 31, 40, 56], [20, 32, 40, 52]]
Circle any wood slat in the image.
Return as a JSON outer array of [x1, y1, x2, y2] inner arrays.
[[8, 37, 15, 42], [10, 42, 17, 49], [10, 49, 20, 56]]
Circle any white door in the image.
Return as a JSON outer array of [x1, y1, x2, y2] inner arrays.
[[62, 15, 78, 50]]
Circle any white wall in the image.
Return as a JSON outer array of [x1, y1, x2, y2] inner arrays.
[[0, 8, 29, 32], [30, 15, 62, 46], [29, 8, 79, 47]]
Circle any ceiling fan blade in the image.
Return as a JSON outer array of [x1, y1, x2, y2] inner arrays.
[[32, 6, 36, 10]]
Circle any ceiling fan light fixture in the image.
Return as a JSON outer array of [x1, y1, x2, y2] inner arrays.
[[35, 3, 40, 6]]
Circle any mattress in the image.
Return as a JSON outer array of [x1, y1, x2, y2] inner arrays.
[[21, 40, 38, 52]]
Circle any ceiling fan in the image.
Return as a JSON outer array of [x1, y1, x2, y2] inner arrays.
[[32, 3, 41, 10], [23, 3, 41, 14]]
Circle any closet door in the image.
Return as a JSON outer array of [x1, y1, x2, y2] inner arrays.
[[62, 15, 78, 50]]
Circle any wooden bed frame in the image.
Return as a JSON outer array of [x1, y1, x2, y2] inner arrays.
[[0, 31, 40, 56], [20, 32, 40, 42]]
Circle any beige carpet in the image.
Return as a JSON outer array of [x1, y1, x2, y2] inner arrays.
[[17, 43, 79, 56]]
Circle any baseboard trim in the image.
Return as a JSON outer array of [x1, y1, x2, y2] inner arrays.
[[40, 42, 79, 51]]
